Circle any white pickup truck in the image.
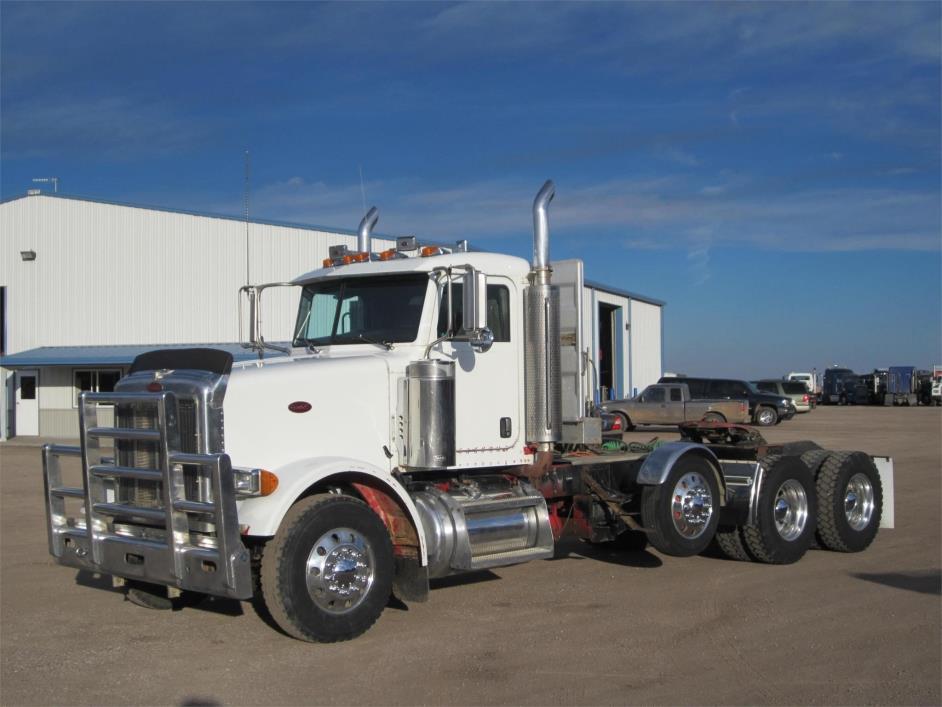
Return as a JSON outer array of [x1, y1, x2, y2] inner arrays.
[[602, 383, 750, 430]]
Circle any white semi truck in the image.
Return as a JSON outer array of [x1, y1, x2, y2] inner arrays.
[[41, 182, 893, 642]]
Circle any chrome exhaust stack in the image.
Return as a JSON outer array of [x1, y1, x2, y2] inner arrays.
[[357, 206, 379, 254], [524, 181, 562, 451]]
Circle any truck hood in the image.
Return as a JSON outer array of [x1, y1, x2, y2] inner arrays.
[[222, 352, 394, 471]]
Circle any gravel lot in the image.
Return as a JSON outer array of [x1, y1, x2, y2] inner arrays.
[[2, 406, 939, 706]]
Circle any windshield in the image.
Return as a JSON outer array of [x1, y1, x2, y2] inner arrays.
[[293, 274, 429, 347]]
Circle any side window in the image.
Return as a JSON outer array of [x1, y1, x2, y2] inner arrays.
[[643, 386, 665, 402], [756, 382, 776, 393], [438, 283, 511, 342], [670, 388, 682, 402], [686, 379, 706, 398], [706, 379, 725, 397]]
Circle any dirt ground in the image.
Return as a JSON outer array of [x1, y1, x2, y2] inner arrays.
[[1, 406, 939, 706]]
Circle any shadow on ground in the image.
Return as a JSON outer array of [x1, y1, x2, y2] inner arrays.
[[852, 570, 941, 596]]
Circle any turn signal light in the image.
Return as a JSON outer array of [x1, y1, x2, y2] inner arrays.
[[259, 470, 279, 496], [610, 416, 622, 431]]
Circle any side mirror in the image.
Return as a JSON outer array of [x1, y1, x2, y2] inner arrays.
[[461, 268, 493, 353], [239, 285, 261, 349], [462, 268, 487, 331]]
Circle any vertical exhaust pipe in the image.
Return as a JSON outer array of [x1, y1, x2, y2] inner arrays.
[[532, 180, 555, 278], [524, 180, 562, 450], [358, 206, 379, 254]]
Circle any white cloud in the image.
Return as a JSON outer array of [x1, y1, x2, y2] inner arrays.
[[234, 174, 940, 254]]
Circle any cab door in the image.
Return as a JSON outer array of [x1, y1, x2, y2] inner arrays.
[[437, 276, 520, 454]]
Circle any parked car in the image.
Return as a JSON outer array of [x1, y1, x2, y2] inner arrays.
[[752, 379, 814, 413], [657, 376, 796, 426], [602, 382, 750, 430]]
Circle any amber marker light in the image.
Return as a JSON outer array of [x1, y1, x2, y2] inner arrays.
[[322, 258, 334, 268], [259, 470, 279, 496], [350, 252, 370, 263], [379, 249, 397, 261], [420, 246, 440, 257]]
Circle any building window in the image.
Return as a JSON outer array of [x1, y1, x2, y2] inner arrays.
[[73, 369, 122, 407]]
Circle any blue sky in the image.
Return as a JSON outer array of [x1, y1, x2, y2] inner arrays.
[[2, 1, 940, 377]]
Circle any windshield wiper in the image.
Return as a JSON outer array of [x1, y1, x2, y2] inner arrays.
[[294, 337, 324, 354], [352, 334, 394, 351]]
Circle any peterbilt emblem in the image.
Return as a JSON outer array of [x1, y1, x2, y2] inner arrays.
[[288, 401, 312, 413]]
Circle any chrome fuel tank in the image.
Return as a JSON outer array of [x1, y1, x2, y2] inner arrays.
[[403, 359, 456, 469]]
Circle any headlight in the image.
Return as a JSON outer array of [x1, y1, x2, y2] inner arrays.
[[233, 467, 279, 497]]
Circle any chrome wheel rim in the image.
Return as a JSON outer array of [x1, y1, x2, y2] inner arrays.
[[773, 480, 808, 541], [844, 473, 875, 531], [758, 409, 774, 425], [670, 472, 714, 539], [305, 527, 375, 614]]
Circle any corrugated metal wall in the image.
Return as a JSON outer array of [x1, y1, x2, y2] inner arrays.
[[629, 299, 662, 395], [0, 195, 391, 353], [581, 286, 664, 401]]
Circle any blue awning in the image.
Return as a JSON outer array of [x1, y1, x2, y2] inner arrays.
[[0, 343, 264, 368]]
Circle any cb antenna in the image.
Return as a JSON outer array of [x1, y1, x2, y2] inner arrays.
[[244, 150, 251, 286]]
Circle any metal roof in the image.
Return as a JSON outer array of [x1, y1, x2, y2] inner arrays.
[[0, 344, 263, 368], [1, 192, 665, 307], [584, 279, 665, 307], [0, 192, 396, 241]]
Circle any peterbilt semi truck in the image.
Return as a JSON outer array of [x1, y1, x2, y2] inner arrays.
[[41, 182, 893, 642]]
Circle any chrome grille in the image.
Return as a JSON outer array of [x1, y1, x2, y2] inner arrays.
[[115, 398, 202, 512], [116, 403, 160, 510]]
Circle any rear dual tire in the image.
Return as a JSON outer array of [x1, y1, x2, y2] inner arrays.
[[805, 451, 882, 553], [712, 456, 817, 565]]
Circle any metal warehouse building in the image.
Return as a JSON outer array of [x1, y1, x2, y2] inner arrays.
[[0, 192, 663, 439]]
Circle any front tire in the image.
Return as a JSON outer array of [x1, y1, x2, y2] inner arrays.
[[755, 406, 778, 426], [815, 452, 882, 552], [261, 494, 393, 642], [741, 456, 817, 564], [642, 456, 720, 557]]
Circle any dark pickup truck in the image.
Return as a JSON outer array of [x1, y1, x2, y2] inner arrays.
[[658, 376, 797, 426]]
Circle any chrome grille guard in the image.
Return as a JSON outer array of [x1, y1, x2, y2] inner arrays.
[[41, 390, 252, 600]]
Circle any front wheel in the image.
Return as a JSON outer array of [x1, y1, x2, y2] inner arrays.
[[641, 456, 720, 557], [261, 494, 393, 642], [755, 406, 778, 426]]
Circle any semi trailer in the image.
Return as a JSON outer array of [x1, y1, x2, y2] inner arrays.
[[40, 182, 893, 642]]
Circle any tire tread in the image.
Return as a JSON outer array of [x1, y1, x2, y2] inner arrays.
[[261, 493, 391, 643]]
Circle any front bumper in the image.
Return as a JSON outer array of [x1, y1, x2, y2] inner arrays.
[[41, 391, 252, 600]]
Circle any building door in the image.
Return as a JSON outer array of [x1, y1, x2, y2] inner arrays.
[[597, 303, 623, 400], [15, 369, 39, 436]]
